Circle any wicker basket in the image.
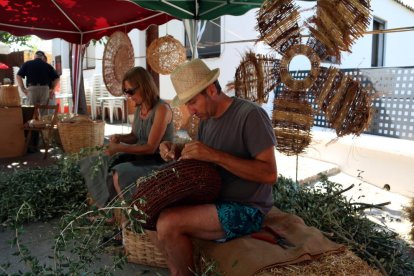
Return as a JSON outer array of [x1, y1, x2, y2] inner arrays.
[[123, 228, 167, 268], [57, 115, 105, 153], [0, 85, 20, 106], [131, 159, 221, 229]]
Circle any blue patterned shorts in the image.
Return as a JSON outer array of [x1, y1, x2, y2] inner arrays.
[[215, 201, 264, 241]]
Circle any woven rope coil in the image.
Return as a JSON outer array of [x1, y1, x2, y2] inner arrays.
[[57, 115, 105, 153], [131, 160, 221, 230], [0, 85, 20, 106], [235, 51, 280, 104], [123, 229, 167, 268], [147, 35, 187, 75], [279, 44, 320, 91], [257, 0, 301, 55], [273, 90, 313, 155], [103, 31, 135, 96]]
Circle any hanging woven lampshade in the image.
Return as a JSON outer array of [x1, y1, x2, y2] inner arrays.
[[146, 35, 187, 75], [235, 51, 280, 104], [103, 31, 135, 96], [257, 0, 301, 55], [272, 89, 313, 155], [309, 67, 373, 137]]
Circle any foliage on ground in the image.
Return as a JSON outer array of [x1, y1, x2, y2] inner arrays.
[[403, 198, 414, 242], [273, 174, 414, 276], [0, 153, 87, 226]]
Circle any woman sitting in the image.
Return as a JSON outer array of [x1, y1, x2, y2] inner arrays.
[[80, 66, 174, 208]]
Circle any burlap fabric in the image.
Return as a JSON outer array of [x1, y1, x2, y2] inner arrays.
[[195, 207, 345, 275]]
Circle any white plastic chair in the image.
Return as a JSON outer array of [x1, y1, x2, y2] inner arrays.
[[93, 75, 125, 123]]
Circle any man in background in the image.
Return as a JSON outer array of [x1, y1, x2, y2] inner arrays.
[[16, 51, 60, 153], [16, 50, 59, 106]]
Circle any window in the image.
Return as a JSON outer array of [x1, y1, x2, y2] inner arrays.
[[185, 18, 221, 59], [371, 17, 386, 67], [83, 43, 96, 69]]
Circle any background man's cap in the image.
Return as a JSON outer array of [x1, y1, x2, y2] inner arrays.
[[170, 59, 220, 107]]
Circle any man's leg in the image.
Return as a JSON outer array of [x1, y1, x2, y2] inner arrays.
[[154, 204, 225, 276]]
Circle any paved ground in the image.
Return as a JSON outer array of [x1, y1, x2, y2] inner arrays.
[[1, 122, 412, 275]]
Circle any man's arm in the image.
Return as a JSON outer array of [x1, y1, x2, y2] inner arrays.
[[15, 75, 27, 96], [180, 141, 277, 185]]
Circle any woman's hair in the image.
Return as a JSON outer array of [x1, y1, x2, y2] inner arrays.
[[122, 66, 159, 108]]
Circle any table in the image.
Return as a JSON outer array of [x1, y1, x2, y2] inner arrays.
[[97, 96, 127, 123]]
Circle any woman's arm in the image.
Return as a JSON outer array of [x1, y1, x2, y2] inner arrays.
[[107, 103, 172, 155]]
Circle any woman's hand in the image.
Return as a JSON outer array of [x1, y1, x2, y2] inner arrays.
[[105, 141, 121, 156], [110, 134, 121, 144]]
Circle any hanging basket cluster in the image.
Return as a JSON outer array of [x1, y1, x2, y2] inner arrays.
[[249, 0, 374, 155], [103, 31, 135, 96], [234, 51, 280, 103], [146, 35, 187, 75]]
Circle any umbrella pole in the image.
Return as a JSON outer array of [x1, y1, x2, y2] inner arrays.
[[184, 19, 199, 59]]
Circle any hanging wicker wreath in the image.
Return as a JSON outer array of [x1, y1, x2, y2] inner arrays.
[[234, 51, 280, 103], [146, 35, 187, 75], [279, 44, 320, 91], [103, 31, 135, 96]]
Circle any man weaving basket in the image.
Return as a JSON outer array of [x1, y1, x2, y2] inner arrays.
[[151, 59, 278, 275]]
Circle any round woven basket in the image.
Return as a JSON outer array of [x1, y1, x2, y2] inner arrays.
[[57, 115, 105, 153], [0, 85, 20, 106], [131, 159, 221, 230], [146, 35, 187, 75], [103, 31, 135, 96]]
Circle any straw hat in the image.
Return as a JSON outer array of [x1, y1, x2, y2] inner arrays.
[[171, 59, 220, 107]]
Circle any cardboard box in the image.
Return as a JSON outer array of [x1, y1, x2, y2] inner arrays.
[[0, 106, 25, 158]]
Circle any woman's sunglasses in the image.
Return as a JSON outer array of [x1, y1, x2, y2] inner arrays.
[[123, 86, 138, 96]]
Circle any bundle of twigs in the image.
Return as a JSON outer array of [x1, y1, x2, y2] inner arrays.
[[307, 0, 371, 61], [257, 0, 301, 55], [273, 89, 313, 155], [403, 198, 414, 242], [234, 51, 280, 103]]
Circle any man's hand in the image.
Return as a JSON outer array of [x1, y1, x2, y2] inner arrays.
[[180, 141, 217, 162], [159, 141, 180, 161]]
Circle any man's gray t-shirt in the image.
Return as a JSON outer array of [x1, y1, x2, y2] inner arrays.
[[198, 97, 277, 214]]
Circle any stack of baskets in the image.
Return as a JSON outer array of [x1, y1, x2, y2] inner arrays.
[[0, 85, 20, 106], [57, 115, 105, 153]]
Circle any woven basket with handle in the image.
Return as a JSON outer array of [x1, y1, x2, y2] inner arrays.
[[57, 115, 104, 153]]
